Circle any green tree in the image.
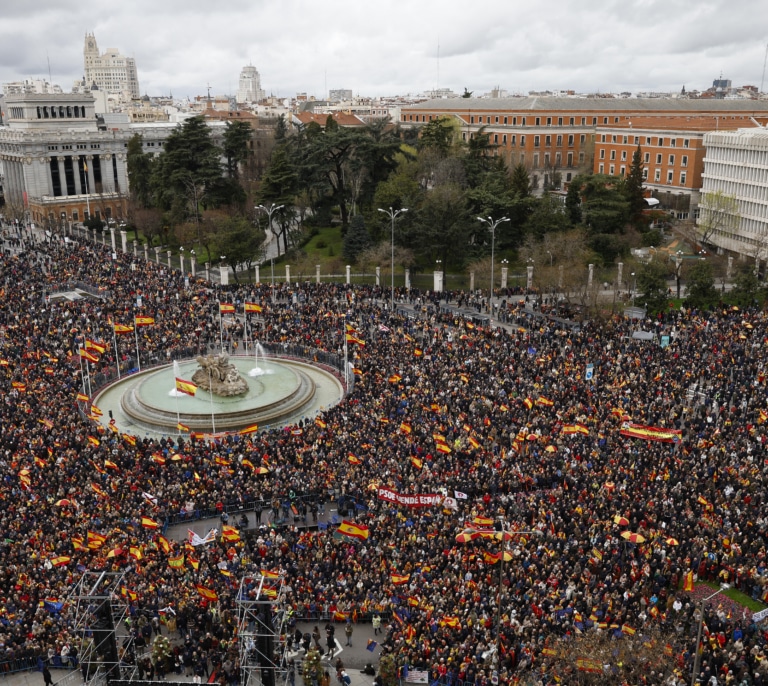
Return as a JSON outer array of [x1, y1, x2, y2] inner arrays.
[[685, 259, 718, 309], [152, 116, 224, 227], [419, 117, 456, 154], [215, 215, 266, 283], [343, 214, 371, 264], [565, 177, 582, 224], [126, 134, 154, 208], [509, 163, 531, 198], [524, 195, 571, 239], [221, 120, 252, 180], [463, 126, 495, 188], [731, 264, 761, 307], [258, 142, 299, 254], [624, 145, 646, 220], [636, 259, 670, 315]]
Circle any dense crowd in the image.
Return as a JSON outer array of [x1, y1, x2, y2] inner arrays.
[[2, 227, 768, 686]]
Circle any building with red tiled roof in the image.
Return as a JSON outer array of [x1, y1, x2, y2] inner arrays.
[[292, 111, 367, 128]]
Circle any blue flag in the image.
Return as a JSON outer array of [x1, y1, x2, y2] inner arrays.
[[366, 639, 377, 652]]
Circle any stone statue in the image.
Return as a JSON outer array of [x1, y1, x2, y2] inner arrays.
[[192, 353, 248, 396]]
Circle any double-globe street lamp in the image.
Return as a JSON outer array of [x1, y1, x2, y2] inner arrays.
[[690, 584, 730, 686], [456, 522, 543, 680], [377, 207, 408, 312], [477, 216, 510, 319]]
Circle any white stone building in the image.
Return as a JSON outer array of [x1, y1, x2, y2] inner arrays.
[[236, 65, 264, 104], [84, 33, 140, 100], [699, 126, 768, 257]]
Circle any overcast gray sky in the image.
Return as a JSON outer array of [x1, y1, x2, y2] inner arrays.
[[2, 0, 767, 99]]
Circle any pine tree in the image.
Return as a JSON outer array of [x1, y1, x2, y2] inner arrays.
[[510, 163, 531, 198], [625, 144, 646, 219], [343, 214, 371, 263]]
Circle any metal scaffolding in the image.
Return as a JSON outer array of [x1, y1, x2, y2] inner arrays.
[[67, 570, 137, 685], [236, 573, 288, 686]]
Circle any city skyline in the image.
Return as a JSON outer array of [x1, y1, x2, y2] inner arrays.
[[2, 0, 767, 99]]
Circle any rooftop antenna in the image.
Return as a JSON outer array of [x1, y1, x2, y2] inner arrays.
[[47, 51, 52, 85], [206, 83, 212, 107], [761, 42, 768, 95], [437, 36, 440, 93]]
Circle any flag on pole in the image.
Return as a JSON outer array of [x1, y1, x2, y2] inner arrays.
[[134, 316, 155, 327], [113, 323, 134, 334], [195, 584, 219, 601], [244, 302, 262, 313], [141, 517, 159, 530], [76, 392, 90, 402], [79, 348, 99, 363], [219, 304, 236, 314], [175, 377, 197, 396], [85, 340, 106, 354], [337, 520, 370, 540], [177, 421, 190, 432]]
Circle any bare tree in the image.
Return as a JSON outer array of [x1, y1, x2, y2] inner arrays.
[[697, 189, 739, 248]]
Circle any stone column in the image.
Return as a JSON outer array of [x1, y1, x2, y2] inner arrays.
[[617, 262, 623, 290], [143, 244, 149, 261], [205, 262, 210, 281], [433, 269, 443, 292], [179, 253, 185, 274], [346, 265, 351, 285], [588, 263, 594, 289], [526, 265, 534, 290], [85, 156, 96, 199], [57, 157, 67, 197], [110, 227, 116, 251], [154, 246, 161, 264], [375, 266, 381, 286], [220, 264, 229, 286], [285, 265, 291, 284], [316, 264, 321, 284], [133, 240, 137, 257], [500, 266, 509, 290], [254, 264, 259, 284], [120, 230, 127, 253], [73, 157, 83, 196], [727, 256, 733, 280], [405, 268, 411, 290], [190, 255, 197, 277], [167, 250, 172, 270]]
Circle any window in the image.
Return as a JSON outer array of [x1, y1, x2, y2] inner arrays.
[[580, 134, 586, 144], [620, 166, 626, 176], [681, 155, 688, 167], [494, 134, 498, 143], [609, 164, 615, 175], [601, 134, 606, 142], [579, 152, 585, 163], [642, 169, 648, 180], [568, 134, 574, 146], [656, 154, 662, 164], [502, 134, 507, 144], [503, 117, 507, 125], [555, 152, 561, 166], [470, 116, 474, 124], [522, 117, 526, 126], [534, 135, 540, 147], [556, 135, 562, 146], [634, 136, 639, 144], [644, 153, 650, 163], [520, 135, 526, 146], [558, 117, 563, 125], [533, 153, 539, 168], [683, 139, 689, 148], [599, 164, 604, 174], [546, 117, 552, 125], [610, 150, 616, 160], [667, 170, 673, 183], [545, 135, 551, 146], [495, 116, 499, 123], [680, 171, 687, 185], [511, 135, 516, 146], [621, 150, 627, 161], [668, 154, 675, 165], [535, 117, 541, 126], [654, 169, 661, 182], [670, 138, 676, 147], [569, 117, 574, 125], [567, 152, 573, 166], [603, 117, 608, 124], [513, 117, 517, 125], [612, 135, 617, 143], [623, 136, 628, 144], [544, 153, 550, 167]]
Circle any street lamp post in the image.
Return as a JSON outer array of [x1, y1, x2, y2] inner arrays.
[[457, 524, 542, 679], [477, 216, 510, 320], [257, 203, 284, 256], [675, 250, 684, 299], [631, 272, 636, 307], [690, 585, 730, 686], [377, 207, 408, 311]]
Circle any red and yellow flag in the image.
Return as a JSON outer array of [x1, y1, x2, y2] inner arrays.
[[85, 340, 106, 354], [175, 377, 197, 396], [79, 348, 99, 363], [221, 525, 241, 542], [620, 423, 682, 443], [168, 554, 185, 569], [141, 517, 159, 530], [134, 316, 155, 327], [239, 424, 259, 435], [50, 556, 71, 567], [338, 520, 370, 541], [195, 584, 218, 601], [244, 302, 262, 313], [219, 304, 235, 314], [391, 573, 410, 585], [113, 323, 134, 335], [156, 535, 171, 554]]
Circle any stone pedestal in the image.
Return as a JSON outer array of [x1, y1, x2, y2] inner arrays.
[[285, 265, 290, 284], [254, 265, 259, 284], [526, 265, 534, 290], [500, 266, 508, 290], [405, 268, 410, 290], [617, 262, 623, 290], [375, 266, 381, 286], [346, 265, 351, 285], [154, 247, 161, 264], [316, 264, 321, 284], [120, 230, 127, 253]]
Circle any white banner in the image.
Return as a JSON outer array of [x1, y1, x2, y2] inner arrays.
[[405, 671, 429, 684]]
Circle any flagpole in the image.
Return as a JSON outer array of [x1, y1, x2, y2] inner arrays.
[[112, 324, 121, 380], [134, 317, 141, 372], [84, 161, 90, 220], [244, 306, 249, 357], [174, 386, 181, 436], [86, 358, 92, 397], [208, 367, 216, 434], [344, 332, 349, 388], [219, 303, 224, 351], [78, 347, 87, 396]]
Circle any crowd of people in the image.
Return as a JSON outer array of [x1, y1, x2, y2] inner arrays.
[[2, 226, 768, 686]]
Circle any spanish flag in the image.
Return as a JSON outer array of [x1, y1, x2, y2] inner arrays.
[[399, 422, 412, 434], [129, 546, 143, 560], [168, 554, 185, 569], [391, 573, 410, 585], [177, 422, 190, 432], [388, 374, 402, 384], [435, 442, 452, 454], [122, 433, 137, 446], [87, 435, 101, 447], [239, 424, 259, 435], [195, 584, 218, 601], [439, 616, 460, 628], [244, 302, 262, 313], [348, 453, 362, 465], [523, 397, 533, 410], [156, 534, 171, 554], [410, 456, 423, 469], [468, 436, 480, 450], [338, 520, 370, 541], [261, 569, 280, 580], [175, 378, 197, 396], [50, 556, 71, 567], [219, 304, 235, 314], [87, 530, 106, 549], [134, 316, 155, 327], [221, 525, 241, 542], [85, 340, 106, 354], [188, 556, 199, 570], [79, 348, 99, 363], [113, 323, 134, 335], [76, 392, 90, 402], [537, 396, 554, 407], [141, 517, 159, 530]]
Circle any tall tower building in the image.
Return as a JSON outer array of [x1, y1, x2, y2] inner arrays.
[[83, 33, 140, 99], [236, 65, 264, 104]]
